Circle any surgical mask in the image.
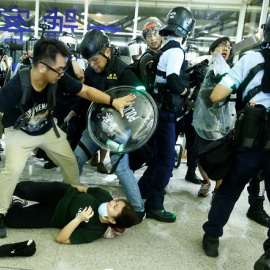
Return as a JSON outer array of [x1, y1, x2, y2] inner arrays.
[[98, 202, 110, 220]]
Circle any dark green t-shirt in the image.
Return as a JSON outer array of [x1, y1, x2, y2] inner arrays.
[[50, 186, 112, 244]]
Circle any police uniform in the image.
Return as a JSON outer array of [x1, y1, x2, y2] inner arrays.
[[138, 36, 186, 213], [202, 51, 270, 253]]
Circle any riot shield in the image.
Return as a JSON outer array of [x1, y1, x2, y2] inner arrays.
[[193, 52, 236, 140], [87, 85, 158, 153]]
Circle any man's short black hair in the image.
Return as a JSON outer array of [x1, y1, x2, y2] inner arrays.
[[32, 38, 70, 66], [208, 37, 232, 55]]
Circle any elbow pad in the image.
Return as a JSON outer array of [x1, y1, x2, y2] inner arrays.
[[166, 73, 190, 95]]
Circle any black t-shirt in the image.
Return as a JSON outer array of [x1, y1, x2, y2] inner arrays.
[[0, 71, 82, 136]]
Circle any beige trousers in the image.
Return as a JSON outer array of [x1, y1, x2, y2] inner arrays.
[[0, 125, 79, 214]]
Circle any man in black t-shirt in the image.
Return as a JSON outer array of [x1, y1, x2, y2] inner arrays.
[[0, 38, 135, 239]]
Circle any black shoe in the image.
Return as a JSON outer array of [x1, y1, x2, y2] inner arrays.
[[185, 168, 201, 185], [203, 233, 219, 257], [44, 161, 57, 169], [254, 248, 270, 270], [0, 214, 7, 238], [247, 201, 270, 227], [97, 163, 108, 174], [146, 209, 176, 223]]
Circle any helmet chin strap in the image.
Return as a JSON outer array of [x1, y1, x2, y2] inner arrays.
[[98, 51, 110, 62]]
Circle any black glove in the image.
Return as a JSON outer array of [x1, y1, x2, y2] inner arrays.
[[0, 239, 36, 257], [195, 59, 209, 83]]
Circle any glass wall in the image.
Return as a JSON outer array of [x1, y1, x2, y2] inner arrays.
[[0, 0, 269, 62]]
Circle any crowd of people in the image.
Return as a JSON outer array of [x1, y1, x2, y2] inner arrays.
[[0, 5, 270, 269]]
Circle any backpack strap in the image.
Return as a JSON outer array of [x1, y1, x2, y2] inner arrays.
[[13, 68, 33, 129], [47, 82, 59, 138], [235, 62, 265, 111]]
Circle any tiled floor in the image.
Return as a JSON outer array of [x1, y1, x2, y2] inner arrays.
[[0, 138, 268, 270]]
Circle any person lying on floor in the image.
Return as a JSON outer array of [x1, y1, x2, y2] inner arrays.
[[4, 181, 139, 244]]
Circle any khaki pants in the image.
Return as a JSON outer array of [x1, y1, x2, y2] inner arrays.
[[0, 125, 79, 214]]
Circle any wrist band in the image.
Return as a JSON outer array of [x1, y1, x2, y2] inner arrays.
[[110, 96, 114, 106]]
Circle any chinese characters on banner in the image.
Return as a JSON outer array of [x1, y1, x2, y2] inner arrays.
[[0, 5, 78, 43]]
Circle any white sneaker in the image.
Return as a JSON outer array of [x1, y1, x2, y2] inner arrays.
[[12, 196, 28, 208], [198, 183, 211, 197]]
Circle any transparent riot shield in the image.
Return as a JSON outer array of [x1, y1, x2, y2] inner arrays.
[[193, 52, 236, 140]]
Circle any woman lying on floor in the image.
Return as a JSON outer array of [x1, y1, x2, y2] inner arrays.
[[5, 181, 139, 244]]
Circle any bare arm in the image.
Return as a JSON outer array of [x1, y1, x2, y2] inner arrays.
[[71, 184, 88, 193], [210, 84, 232, 102], [77, 84, 136, 117], [71, 60, 84, 82], [56, 206, 94, 244]]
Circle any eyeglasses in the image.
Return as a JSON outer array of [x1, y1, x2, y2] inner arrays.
[[218, 43, 232, 50], [40, 61, 67, 77]]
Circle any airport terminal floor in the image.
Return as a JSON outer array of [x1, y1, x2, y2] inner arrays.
[[0, 135, 268, 270]]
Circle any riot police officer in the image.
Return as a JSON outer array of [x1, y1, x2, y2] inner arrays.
[[138, 7, 195, 223], [201, 15, 270, 266], [72, 29, 145, 223]]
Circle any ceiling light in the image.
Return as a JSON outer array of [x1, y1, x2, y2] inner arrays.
[[96, 13, 102, 16]]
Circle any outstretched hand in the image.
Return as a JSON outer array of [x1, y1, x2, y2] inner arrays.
[[112, 94, 136, 117]]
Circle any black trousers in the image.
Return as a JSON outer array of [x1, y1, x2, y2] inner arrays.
[[5, 181, 69, 228]]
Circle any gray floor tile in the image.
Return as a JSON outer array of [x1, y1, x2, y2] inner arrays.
[[0, 141, 268, 270]]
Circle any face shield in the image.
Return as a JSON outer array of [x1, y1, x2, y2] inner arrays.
[[87, 86, 158, 153]]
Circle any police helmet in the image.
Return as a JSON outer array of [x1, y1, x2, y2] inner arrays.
[[261, 14, 270, 48], [26, 36, 38, 55], [80, 29, 110, 59], [142, 21, 162, 39], [58, 31, 77, 52], [87, 86, 158, 153], [159, 7, 195, 37], [128, 36, 147, 58]]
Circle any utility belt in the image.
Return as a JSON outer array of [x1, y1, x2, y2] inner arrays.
[[235, 104, 270, 151], [152, 83, 184, 113]]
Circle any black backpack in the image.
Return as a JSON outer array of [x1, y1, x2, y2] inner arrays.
[[13, 67, 60, 137]]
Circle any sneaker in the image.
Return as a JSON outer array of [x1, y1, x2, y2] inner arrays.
[[90, 153, 99, 166], [254, 248, 270, 270], [97, 163, 108, 174], [0, 213, 7, 238], [203, 233, 219, 257], [12, 196, 28, 208], [198, 183, 211, 197], [146, 209, 176, 223]]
